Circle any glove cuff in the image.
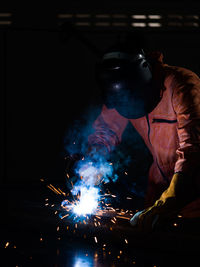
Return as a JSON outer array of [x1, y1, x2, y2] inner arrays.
[[154, 172, 196, 213]]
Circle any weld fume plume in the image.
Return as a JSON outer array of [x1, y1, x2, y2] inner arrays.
[[68, 155, 118, 216], [64, 105, 152, 204]]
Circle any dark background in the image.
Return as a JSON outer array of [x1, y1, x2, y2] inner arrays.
[[1, 2, 200, 266], [1, 0, 200, 185]]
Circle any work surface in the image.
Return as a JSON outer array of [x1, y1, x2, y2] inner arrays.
[[1, 182, 200, 267]]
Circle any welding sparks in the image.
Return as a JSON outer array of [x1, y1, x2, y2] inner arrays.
[[45, 150, 135, 242], [72, 186, 99, 216], [60, 157, 118, 218], [61, 186, 100, 217], [5, 242, 9, 248]]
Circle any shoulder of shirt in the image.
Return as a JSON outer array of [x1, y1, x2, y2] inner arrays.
[[148, 51, 199, 79], [161, 64, 200, 85]]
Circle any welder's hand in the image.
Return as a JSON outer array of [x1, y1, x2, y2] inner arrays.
[[130, 210, 145, 227], [130, 203, 164, 231], [130, 172, 196, 231]]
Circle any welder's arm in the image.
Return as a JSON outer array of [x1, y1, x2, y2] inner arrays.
[[131, 69, 200, 230], [88, 105, 128, 155], [86, 105, 128, 185]]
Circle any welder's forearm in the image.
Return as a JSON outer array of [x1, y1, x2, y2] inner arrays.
[[88, 130, 119, 154], [88, 105, 128, 153]]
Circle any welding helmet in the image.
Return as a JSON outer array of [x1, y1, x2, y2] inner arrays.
[[96, 45, 159, 119]]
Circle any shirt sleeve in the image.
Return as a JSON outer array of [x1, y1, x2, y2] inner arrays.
[[88, 105, 128, 152], [172, 67, 200, 175]]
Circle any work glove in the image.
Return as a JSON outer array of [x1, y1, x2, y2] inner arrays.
[[130, 172, 196, 231]]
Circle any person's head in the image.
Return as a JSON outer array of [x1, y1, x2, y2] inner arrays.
[[95, 34, 161, 119]]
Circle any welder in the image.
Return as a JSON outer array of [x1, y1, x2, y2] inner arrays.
[[87, 40, 200, 230]]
